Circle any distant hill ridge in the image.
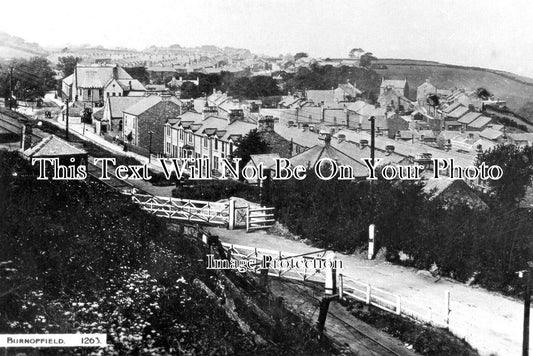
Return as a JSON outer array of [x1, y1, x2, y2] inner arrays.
[[376, 58, 533, 87], [0, 32, 48, 56], [374, 58, 533, 112]]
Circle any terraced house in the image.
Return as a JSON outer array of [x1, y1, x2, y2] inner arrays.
[[122, 94, 183, 155], [164, 107, 256, 173]]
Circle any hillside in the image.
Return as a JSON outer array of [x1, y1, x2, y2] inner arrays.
[[0, 32, 48, 58], [375, 58, 533, 114], [0, 150, 335, 355]]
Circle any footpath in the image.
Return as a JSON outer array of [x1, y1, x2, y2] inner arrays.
[[210, 227, 530, 356]]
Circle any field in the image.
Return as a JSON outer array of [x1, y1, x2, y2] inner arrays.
[[375, 58, 533, 114]]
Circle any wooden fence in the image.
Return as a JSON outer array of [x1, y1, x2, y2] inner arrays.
[[132, 194, 230, 226]]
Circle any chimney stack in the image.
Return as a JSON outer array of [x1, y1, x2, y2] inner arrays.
[[444, 139, 452, 151], [360, 139, 368, 149], [385, 145, 395, 155], [258, 115, 275, 133], [337, 133, 346, 143]]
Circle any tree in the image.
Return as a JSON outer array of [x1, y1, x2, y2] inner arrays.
[[57, 56, 82, 77], [359, 52, 377, 68], [476, 144, 533, 207], [349, 48, 365, 58], [180, 82, 201, 99], [231, 130, 270, 167], [294, 52, 308, 61], [124, 66, 150, 84], [0, 57, 56, 100], [476, 87, 492, 100]]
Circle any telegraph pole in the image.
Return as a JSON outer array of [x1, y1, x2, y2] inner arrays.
[[368, 115, 376, 259], [369, 116, 375, 167], [9, 66, 13, 110], [148, 130, 153, 163], [65, 99, 70, 141]]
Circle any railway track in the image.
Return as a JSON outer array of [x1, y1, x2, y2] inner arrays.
[[275, 279, 413, 356], [0, 113, 48, 144]]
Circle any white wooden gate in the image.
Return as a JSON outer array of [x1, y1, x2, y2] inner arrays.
[[132, 194, 230, 226], [246, 206, 275, 232]]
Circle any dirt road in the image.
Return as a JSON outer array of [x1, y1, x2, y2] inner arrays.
[[210, 227, 530, 356]]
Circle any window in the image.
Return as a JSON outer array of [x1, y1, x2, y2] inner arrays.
[[179, 129, 183, 140], [213, 156, 219, 169], [107, 92, 110, 97], [214, 139, 218, 150], [221, 142, 225, 153], [203, 136, 208, 148], [113, 92, 116, 96], [188, 132, 193, 143], [229, 143, 233, 153]]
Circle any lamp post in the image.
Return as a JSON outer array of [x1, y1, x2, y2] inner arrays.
[[148, 130, 153, 163]]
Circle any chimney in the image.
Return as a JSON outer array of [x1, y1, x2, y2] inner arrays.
[[476, 144, 483, 155], [385, 145, 395, 155], [360, 139, 368, 149], [395, 131, 401, 141], [322, 133, 332, 146], [129, 80, 132, 91], [113, 65, 118, 80], [337, 133, 346, 143], [258, 115, 275, 133], [444, 139, 452, 151]]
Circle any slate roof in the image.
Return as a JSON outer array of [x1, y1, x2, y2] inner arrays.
[[249, 153, 281, 169], [446, 105, 470, 119], [24, 136, 86, 157], [338, 83, 362, 96], [107, 96, 144, 119], [124, 96, 182, 116], [75, 65, 132, 89], [479, 128, 503, 140], [381, 79, 407, 89], [63, 74, 74, 85], [468, 116, 491, 129], [441, 102, 463, 114], [117, 79, 146, 91], [458, 112, 482, 125], [306, 90, 335, 105], [289, 143, 368, 177]]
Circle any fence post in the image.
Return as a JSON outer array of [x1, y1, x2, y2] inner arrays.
[[228, 199, 235, 230], [279, 251, 283, 278], [338, 274, 344, 300], [365, 284, 371, 304], [368, 224, 375, 260], [396, 295, 401, 315], [316, 296, 332, 338], [444, 290, 450, 329], [325, 251, 337, 295], [427, 307, 432, 323], [246, 206, 250, 232]]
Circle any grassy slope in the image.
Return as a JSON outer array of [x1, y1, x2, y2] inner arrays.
[[375, 59, 533, 114]]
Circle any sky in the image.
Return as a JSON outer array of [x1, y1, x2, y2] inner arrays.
[[3, 0, 533, 77]]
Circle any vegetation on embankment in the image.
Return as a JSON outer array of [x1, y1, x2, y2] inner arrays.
[[0, 150, 337, 355], [340, 298, 479, 356]]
